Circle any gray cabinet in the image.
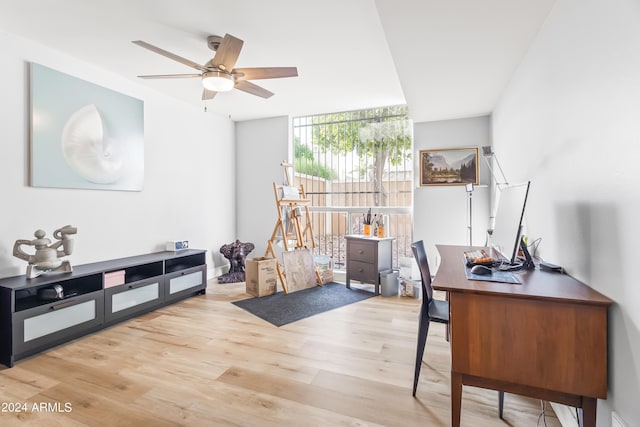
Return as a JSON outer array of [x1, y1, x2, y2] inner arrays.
[[345, 235, 394, 295], [0, 249, 207, 367]]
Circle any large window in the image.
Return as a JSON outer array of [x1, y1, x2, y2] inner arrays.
[[292, 105, 413, 269]]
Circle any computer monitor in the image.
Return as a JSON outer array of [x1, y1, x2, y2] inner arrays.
[[490, 181, 531, 265]]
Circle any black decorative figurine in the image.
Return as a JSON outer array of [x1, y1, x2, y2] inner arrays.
[[218, 240, 255, 283]]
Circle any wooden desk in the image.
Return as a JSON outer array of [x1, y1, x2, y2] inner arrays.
[[432, 245, 612, 427]]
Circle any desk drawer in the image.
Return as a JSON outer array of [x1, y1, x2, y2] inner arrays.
[[349, 241, 376, 263], [349, 260, 378, 283]]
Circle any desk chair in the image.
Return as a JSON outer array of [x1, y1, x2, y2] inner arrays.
[[410, 241, 505, 417]]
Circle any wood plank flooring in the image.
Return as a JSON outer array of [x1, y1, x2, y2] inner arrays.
[[0, 281, 561, 426]]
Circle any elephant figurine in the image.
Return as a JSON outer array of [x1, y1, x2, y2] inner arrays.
[[218, 240, 255, 283]]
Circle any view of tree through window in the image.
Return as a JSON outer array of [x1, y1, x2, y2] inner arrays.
[[292, 105, 413, 269]]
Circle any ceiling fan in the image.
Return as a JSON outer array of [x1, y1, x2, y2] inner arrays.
[[132, 33, 298, 100]]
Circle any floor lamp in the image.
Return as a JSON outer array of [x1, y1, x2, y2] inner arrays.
[[466, 183, 475, 246]]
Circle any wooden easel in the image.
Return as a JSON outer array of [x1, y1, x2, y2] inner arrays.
[[265, 161, 321, 294]]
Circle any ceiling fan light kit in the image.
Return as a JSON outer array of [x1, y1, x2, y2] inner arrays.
[[202, 71, 234, 92], [132, 33, 298, 100]]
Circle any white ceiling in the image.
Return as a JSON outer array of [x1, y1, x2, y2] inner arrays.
[[0, 0, 555, 122]]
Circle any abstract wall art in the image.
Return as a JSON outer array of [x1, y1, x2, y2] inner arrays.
[[30, 63, 144, 191]]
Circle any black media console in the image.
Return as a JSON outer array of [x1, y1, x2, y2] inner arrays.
[[0, 249, 207, 367]]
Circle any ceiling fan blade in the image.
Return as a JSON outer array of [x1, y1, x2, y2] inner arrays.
[[137, 73, 201, 79], [233, 67, 298, 81], [132, 40, 207, 72], [234, 80, 274, 98], [212, 34, 244, 71], [202, 89, 217, 100]]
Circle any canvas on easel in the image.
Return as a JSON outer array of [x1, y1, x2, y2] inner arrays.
[[282, 249, 317, 293], [265, 161, 321, 294]]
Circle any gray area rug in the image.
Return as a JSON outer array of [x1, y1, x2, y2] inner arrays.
[[232, 282, 374, 327]]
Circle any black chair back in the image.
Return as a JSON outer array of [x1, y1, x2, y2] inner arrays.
[[411, 240, 433, 303]]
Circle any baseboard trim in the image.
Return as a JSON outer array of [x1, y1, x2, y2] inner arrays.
[[208, 265, 227, 281]]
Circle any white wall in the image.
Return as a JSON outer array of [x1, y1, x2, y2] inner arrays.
[[0, 32, 236, 278], [492, 0, 640, 425], [235, 116, 290, 258], [413, 116, 492, 268]]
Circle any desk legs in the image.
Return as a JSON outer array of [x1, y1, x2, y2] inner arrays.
[[450, 377, 596, 427], [451, 372, 462, 427], [580, 397, 597, 427]]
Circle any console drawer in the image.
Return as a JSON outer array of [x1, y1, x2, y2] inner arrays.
[[105, 277, 163, 323], [164, 265, 206, 302], [13, 290, 104, 356]]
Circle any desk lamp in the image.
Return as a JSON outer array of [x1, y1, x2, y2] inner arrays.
[[481, 146, 509, 244]]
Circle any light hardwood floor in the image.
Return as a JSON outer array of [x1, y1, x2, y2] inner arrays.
[[0, 281, 561, 426]]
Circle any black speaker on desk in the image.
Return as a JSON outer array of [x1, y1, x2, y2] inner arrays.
[[519, 237, 535, 270]]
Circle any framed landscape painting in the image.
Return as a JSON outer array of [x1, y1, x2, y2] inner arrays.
[[420, 147, 479, 186]]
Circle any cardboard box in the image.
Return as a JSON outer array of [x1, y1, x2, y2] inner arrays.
[[104, 270, 125, 288], [245, 257, 277, 297], [400, 278, 421, 299], [319, 269, 334, 285], [314, 255, 333, 284]]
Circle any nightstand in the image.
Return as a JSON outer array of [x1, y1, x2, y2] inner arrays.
[[345, 235, 394, 295]]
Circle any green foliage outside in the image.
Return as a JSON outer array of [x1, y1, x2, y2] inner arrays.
[[307, 105, 412, 206], [294, 137, 336, 179]]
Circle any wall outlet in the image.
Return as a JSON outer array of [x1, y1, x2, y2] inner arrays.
[[612, 412, 627, 427]]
